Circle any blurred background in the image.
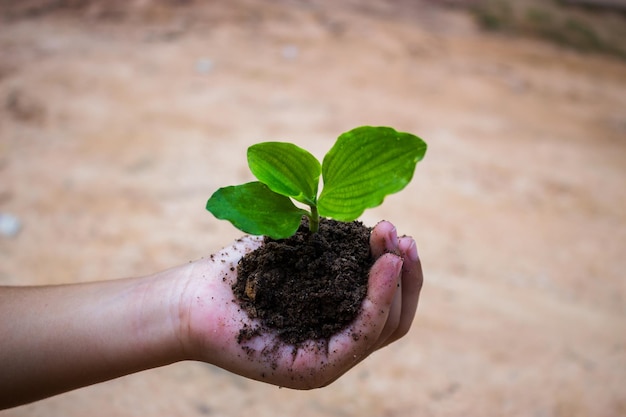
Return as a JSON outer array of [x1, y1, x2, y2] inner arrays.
[[1, 0, 625, 415]]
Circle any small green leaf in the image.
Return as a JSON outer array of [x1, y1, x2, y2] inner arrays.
[[248, 142, 321, 206], [206, 181, 307, 239], [318, 126, 427, 221]]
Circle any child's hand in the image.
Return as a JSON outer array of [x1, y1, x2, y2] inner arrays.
[[181, 220, 423, 389]]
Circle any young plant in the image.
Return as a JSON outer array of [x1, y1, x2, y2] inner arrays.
[[206, 126, 427, 239]]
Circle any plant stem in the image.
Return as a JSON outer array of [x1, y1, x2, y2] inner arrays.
[[308, 205, 319, 233]]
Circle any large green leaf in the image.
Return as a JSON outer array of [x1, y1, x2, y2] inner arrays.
[[206, 181, 307, 239], [248, 142, 321, 206], [318, 126, 427, 221]]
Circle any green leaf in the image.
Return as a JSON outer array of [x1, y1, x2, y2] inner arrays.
[[206, 181, 307, 239], [247, 142, 321, 206], [318, 126, 427, 221]]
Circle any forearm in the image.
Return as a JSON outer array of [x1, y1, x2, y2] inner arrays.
[[0, 223, 421, 406], [0, 268, 189, 409]]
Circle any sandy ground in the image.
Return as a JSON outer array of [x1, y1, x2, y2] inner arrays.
[[1, 1, 625, 416]]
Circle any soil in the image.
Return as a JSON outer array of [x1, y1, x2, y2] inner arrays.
[[234, 218, 373, 345]]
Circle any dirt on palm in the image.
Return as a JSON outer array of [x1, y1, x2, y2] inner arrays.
[[234, 218, 372, 345]]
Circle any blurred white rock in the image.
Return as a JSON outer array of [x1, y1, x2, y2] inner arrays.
[[0, 213, 21, 238]]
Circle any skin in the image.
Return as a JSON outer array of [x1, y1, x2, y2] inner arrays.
[[0, 221, 423, 410]]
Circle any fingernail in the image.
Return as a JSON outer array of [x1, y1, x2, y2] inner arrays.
[[406, 240, 419, 262], [385, 226, 398, 252], [392, 255, 403, 278]]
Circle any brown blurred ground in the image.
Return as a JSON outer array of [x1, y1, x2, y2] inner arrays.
[[1, 1, 625, 416]]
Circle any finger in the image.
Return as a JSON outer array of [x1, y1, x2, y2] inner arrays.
[[388, 236, 423, 343], [372, 277, 402, 351], [370, 220, 398, 258], [315, 252, 402, 387], [327, 253, 403, 364], [365, 252, 404, 318]]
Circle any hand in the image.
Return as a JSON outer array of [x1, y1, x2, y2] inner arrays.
[[179, 220, 423, 389]]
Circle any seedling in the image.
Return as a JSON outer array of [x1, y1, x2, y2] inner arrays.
[[206, 126, 427, 239]]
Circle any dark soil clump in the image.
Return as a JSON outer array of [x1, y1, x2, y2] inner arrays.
[[234, 217, 373, 346]]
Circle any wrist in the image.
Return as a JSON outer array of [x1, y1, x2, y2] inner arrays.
[[135, 266, 196, 364], [171, 259, 225, 362]]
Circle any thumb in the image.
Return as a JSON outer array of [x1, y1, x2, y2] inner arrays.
[[366, 253, 404, 310], [339, 253, 403, 354], [321, 253, 403, 386]]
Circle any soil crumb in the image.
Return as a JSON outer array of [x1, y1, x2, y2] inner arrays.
[[234, 218, 373, 345]]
